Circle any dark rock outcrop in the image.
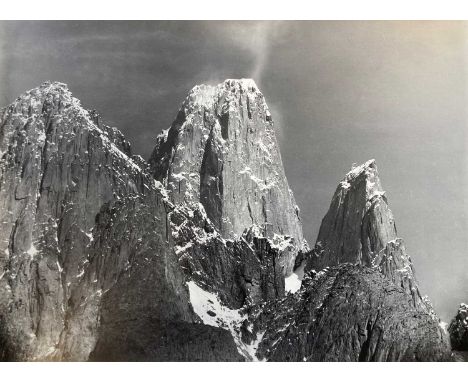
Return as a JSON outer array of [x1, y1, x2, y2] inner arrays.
[[171, 205, 285, 309], [89, 320, 244, 362], [59, 194, 242, 361], [249, 265, 451, 361], [448, 303, 468, 350]]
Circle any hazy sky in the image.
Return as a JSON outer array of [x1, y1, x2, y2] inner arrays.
[[0, 21, 466, 321]]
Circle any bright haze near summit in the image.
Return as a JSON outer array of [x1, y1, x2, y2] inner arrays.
[[0, 21, 466, 321]]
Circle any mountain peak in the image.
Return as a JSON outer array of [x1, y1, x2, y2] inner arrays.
[[183, 78, 262, 111], [150, 77, 305, 274], [338, 159, 386, 204], [345, 158, 376, 180], [223, 78, 259, 91], [302, 159, 432, 311], [15, 81, 71, 103], [0, 81, 451, 362], [3, 81, 92, 127], [38, 80, 70, 92], [306, 159, 396, 270]]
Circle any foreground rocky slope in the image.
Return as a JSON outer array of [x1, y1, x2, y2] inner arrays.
[[0, 80, 452, 361], [251, 265, 450, 361]]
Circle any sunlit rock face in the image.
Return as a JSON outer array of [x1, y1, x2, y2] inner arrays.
[[305, 160, 396, 270], [149, 79, 306, 275], [303, 160, 428, 310], [0, 82, 153, 360]]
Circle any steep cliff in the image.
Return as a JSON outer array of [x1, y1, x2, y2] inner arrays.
[[0, 82, 241, 361], [149, 79, 306, 276], [303, 160, 426, 310], [0, 82, 151, 359]]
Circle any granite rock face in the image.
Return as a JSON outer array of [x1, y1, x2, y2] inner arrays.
[[306, 160, 397, 270], [176, 159, 451, 362], [0, 82, 151, 360], [0, 82, 240, 361], [149, 79, 306, 275], [304, 160, 426, 310], [0, 81, 454, 362], [448, 303, 468, 350], [171, 204, 286, 309]]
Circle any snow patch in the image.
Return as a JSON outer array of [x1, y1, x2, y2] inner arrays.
[[270, 234, 294, 252], [100, 133, 142, 173], [187, 280, 242, 327], [171, 172, 186, 181], [175, 242, 193, 255], [439, 321, 448, 333], [157, 128, 169, 143], [285, 260, 306, 294], [76, 269, 85, 278], [27, 244, 38, 260], [187, 281, 264, 361], [82, 229, 93, 243], [285, 272, 301, 294]]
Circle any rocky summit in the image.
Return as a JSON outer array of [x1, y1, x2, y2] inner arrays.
[[0, 79, 453, 361], [303, 160, 427, 310], [149, 79, 307, 276]]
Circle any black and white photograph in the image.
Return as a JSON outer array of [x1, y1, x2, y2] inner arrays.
[[0, 3, 467, 370]]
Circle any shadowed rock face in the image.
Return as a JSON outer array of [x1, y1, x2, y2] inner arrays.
[[58, 194, 242, 362], [89, 320, 244, 362], [449, 303, 468, 350], [248, 265, 451, 362], [149, 79, 306, 275]]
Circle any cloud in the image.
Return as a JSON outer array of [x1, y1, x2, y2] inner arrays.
[[216, 21, 288, 86]]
